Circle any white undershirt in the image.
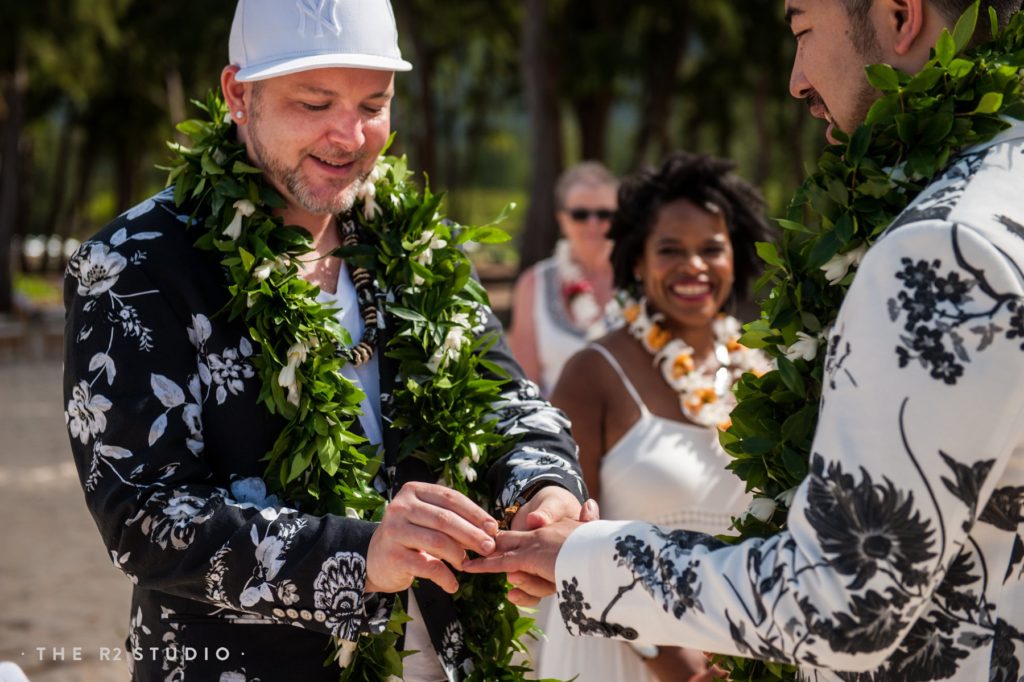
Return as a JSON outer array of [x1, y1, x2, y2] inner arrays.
[[317, 263, 445, 682]]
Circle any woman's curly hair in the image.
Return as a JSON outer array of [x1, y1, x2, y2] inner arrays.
[[609, 151, 776, 302]]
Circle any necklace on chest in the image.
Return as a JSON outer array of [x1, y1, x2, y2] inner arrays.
[[554, 239, 617, 338], [622, 294, 768, 428]]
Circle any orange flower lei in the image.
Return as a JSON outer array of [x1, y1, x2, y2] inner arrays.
[[622, 295, 770, 428]]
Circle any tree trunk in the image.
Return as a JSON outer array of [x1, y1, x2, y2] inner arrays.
[[412, 47, 439, 183], [572, 93, 611, 162], [0, 49, 28, 313], [67, 132, 99, 240], [39, 106, 76, 272], [752, 78, 772, 188], [166, 67, 188, 146], [631, 8, 689, 169], [114, 143, 139, 215], [519, 0, 563, 272], [391, 3, 438, 182]]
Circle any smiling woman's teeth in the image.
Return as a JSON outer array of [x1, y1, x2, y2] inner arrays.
[[672, 283, 709, 296]]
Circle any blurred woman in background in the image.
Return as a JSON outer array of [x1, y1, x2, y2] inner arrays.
[[538, 152, 775, 682], [508, 162, 619, 395]]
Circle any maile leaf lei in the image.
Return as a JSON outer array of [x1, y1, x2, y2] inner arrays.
[[165, 91, 543, 681], [718, 5, 1024, 680]]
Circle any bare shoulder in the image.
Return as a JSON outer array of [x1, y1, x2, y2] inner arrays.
[[512, 265, 538, 297], [552, 344, 617, 403]]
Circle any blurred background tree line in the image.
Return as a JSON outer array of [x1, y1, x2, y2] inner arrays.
[[0, 0, 825, 315]]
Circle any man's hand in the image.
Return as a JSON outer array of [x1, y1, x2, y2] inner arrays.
[[365, 481, 498, 595], [509, 485, 583, 531], [502, 498, 599, 605], [462, 515, 585, 592]]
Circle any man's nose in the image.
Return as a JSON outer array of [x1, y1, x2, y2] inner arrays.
[[326, 111, 365, 150], [789, 57, 811, 100]]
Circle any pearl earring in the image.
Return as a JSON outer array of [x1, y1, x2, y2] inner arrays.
[[236, 111, 244, 119]]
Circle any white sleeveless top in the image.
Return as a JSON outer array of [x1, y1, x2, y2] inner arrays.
[[590, 344, 751, 534], [532, 258, 587, 394]]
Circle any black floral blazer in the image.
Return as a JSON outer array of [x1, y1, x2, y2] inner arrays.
[[554, 122, 1024, 681], [62, 189, 586, 682]]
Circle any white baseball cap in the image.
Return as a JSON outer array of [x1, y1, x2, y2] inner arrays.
[[230, 0, 413, 82]]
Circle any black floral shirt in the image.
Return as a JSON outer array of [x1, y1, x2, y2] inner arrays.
[[63, 189, 586, 682], [554, 122, 1024, 681]]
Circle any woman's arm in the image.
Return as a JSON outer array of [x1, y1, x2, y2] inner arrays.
[[550, 347, 610, 502], [507, 266, 543, 388]]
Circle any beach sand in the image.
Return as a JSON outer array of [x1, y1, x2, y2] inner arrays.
[[0, 359, 130, 682]]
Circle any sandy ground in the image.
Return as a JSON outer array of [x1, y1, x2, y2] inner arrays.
[[0, 358, 131, 682]]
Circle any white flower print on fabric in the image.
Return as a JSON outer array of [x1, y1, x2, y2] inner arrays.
[[313, 552, 367, 640], [67, 243, 128, 297], [65, 380, 112, 444], [149, 373, 187, 446], [209, 346, 255, 404], [128, 488, 223, 551], [84, 441, 134, 492], [120, 186, 176, 221], [239, 518, 307, 610], [66, 233, 161, 352], [497, 447, 585, 509], [110, 550, 139, 585], [440, 620, 468, 679], [136, 315, 256, 456], [206, 547, 234, 610], [126, 606, 151, 677], [187, 314, 256, 406], [491, 382, 572, 435]]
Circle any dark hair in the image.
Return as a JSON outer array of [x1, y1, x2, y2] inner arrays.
[[608, 152, 775, 301], [841, 0, 1022, 52]]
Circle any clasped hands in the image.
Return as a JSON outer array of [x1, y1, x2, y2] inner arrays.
[[365, 480, 597, 605]]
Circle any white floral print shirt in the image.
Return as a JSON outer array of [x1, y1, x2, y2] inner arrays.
[[555, 122, 1024, 682]]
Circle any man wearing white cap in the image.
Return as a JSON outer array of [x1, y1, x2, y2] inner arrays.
[[62, 1, 587, 680]]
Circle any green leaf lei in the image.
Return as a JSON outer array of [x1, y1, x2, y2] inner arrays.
[[165, 92, 542, 681], [717, 5, 1024, 680]]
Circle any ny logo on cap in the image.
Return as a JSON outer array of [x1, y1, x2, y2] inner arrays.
[[296, 0, 342, 38]]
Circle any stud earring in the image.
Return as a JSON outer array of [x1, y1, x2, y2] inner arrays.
[[236, 111, 244, 119]]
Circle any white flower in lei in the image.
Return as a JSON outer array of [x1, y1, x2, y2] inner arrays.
[[224, 199, 255, 240], [820, 242, 867, 285], [335, 639, 358, 668], [744, 496, 777, 523], [277, 341, 310, 407], [782, 331, 821, 363]]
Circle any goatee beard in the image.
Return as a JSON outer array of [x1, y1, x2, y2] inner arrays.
[[249, 128, 366, 216]]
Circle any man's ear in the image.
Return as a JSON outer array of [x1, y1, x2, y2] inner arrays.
[[221, 66, 251, 125], [875, 0, 927, 56]]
